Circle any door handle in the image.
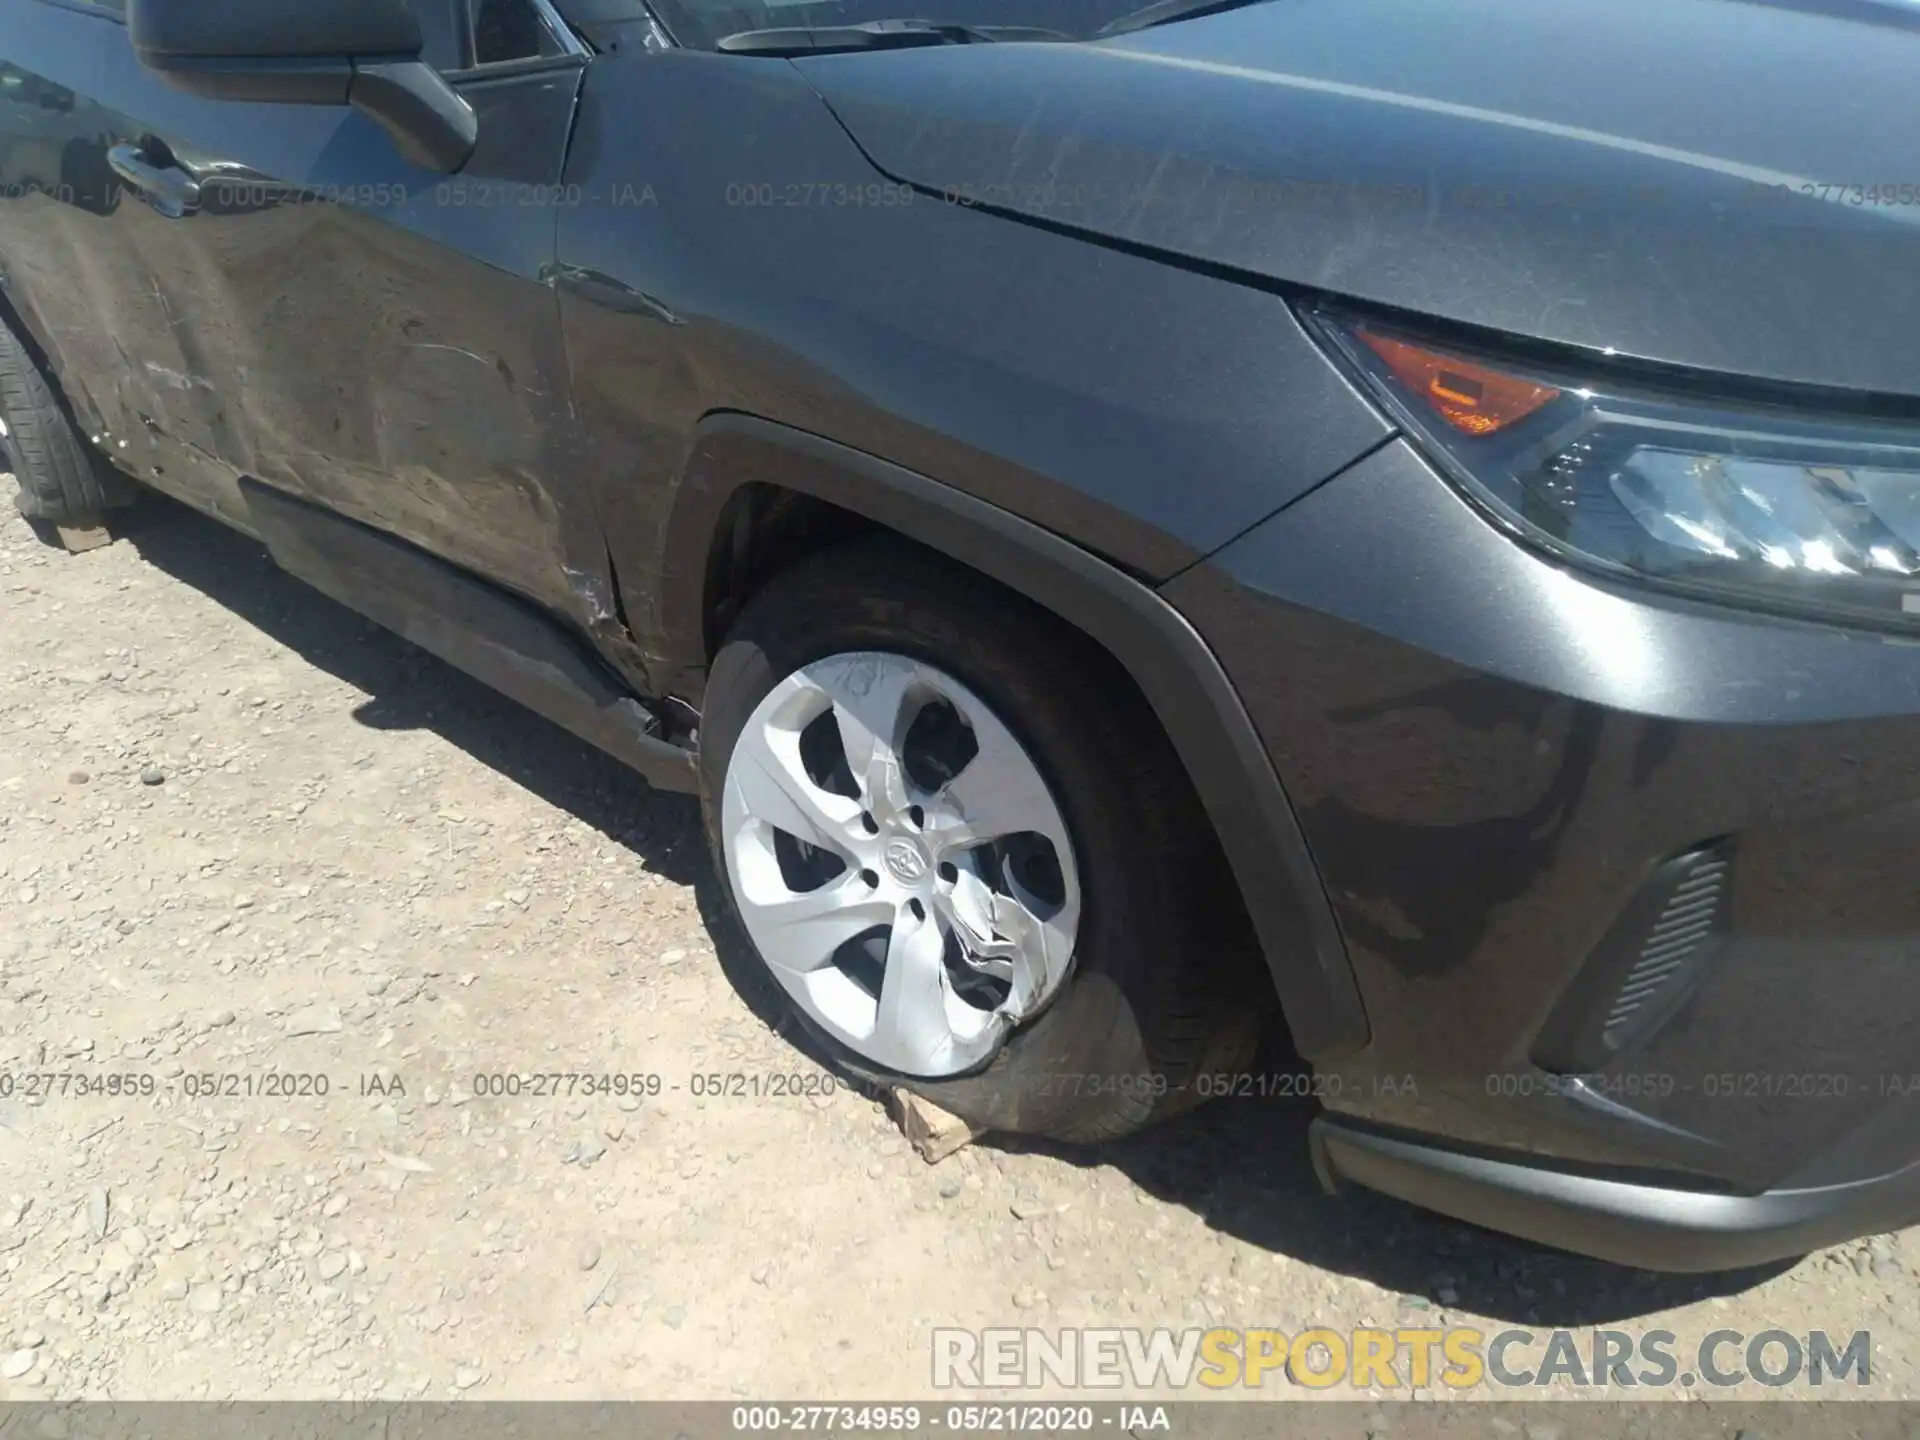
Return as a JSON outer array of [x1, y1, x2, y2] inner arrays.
[[107, 144, 202, 219]]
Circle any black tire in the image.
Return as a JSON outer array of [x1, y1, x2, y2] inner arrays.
[[0, 314, 135, 524], [699, 537, 1268, 1142]]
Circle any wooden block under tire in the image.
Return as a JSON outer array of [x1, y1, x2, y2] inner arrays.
[[53, 518, 112, 553], [889, 1087, 985, 1163]]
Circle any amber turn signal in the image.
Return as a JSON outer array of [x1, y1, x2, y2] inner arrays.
[[1357, 328, 1561, 436]]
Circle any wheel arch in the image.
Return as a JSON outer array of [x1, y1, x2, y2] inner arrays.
[[0, 256, 118, 464], [0, 268, 60, 393], [654, 411, 1370, 1062]]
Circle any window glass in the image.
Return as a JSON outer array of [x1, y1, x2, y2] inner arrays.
[[473, 0, 568, 63], [408, 0, 466, 69]]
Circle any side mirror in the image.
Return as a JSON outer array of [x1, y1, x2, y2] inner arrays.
[[126, 0, 478, 173]]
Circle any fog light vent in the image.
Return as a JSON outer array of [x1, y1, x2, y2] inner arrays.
[[1532, 841, 1731, 1075], [1602, 852, 1727, 1045]]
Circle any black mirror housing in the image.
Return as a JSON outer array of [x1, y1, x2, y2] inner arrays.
[[125, 0, 477, 173], [128, 0, 426, 64]]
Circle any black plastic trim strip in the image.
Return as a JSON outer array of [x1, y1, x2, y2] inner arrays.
[[240, 477, 697, 794], [1313, 1115, 1920, 1272]]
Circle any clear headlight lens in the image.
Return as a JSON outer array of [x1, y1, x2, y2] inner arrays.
[[1313, 311, 1920, 632]]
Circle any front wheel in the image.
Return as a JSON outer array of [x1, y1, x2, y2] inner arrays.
[[0, 314, 135, 527], [699, 539, 1265, 1142]]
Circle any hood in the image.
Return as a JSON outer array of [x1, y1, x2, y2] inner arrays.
[[795, 0, 1920, 398]]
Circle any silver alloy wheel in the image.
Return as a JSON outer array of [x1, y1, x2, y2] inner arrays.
[[720, 650, 1082, 1077]]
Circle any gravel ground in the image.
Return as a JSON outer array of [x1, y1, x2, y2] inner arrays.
[[0, 483, 1912, 1403]]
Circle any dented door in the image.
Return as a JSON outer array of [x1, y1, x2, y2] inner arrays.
[[162, 61, 593, 613], [177, 75, 592, 619], [0, 3, 244, 520], [1, 0, 596, 617]]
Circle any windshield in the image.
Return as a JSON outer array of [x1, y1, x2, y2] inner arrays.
[[563, 0, 1175, 51]]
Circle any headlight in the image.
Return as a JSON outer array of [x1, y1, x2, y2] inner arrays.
[[1311, 310, 1920, 633]]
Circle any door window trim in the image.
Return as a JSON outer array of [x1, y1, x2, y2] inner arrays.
[[525, 0, 592, 55], [450, 0, 592, 78]]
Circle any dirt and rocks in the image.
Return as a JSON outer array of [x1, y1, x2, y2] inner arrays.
[[0, 483, 1912, 1402]]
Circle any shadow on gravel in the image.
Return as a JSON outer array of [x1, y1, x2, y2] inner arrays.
[[111, 489, 1793, 1325], [112, 491, 704, 888]]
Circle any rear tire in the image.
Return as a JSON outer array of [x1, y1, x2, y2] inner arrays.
[[0, 314, 135, 525], [699, 537, 1266, 1142]]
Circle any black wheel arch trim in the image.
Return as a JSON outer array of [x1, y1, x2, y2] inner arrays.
[[655, 411, 1370, 1061]]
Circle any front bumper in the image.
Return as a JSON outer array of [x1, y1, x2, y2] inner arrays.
[[1163, 438, 1920, 1263], [1312, 1113, 1920, 1272]]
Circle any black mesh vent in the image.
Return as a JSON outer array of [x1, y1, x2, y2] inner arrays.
[[1601, 853, 1728, 1045], [1532, 840, 1732, 1075]]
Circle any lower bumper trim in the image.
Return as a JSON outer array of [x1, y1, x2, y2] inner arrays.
[[1312, 1117, 1920, 1272]]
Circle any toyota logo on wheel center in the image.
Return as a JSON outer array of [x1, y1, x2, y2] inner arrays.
[[884, 836, 931, 885]]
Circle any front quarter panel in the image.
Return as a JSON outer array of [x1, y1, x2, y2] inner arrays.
[[552, 49, 1390, 673]]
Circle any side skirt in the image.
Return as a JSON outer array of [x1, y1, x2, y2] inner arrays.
[[240, 477, 697, 795]]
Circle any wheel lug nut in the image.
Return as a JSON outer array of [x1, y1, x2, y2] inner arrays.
[[861, 868, 879, 888], [907, 805, 924, 828], [908, 898, 926, 920], [938, 862, 958, 884], [860, 812, 878, 835]]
